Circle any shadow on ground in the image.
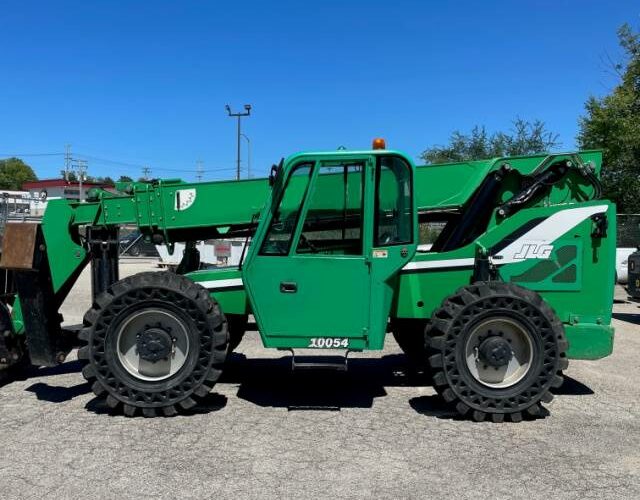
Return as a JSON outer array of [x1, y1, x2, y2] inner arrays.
[[1, 359, 85, 389], [612, 312, 640, 326], [7, 350, 596, 420], [553, 374, 595, 395], [225, 353, 422, 411], [26, 381, 91, 403], [408, 374, 593, 422], [85, 392, 228, 417]]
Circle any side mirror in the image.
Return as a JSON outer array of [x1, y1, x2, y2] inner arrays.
[[269, 165, 278, 187], [269, 158, 284, 187]]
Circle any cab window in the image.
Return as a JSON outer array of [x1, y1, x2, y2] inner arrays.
[[260, 163, 313, 255], [375, 156, 413, 246], [296, 163, 364, 256]]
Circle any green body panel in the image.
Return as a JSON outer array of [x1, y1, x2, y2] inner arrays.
[[10, 299, 24, 334], [564, 324, 615, 359], [186, 268, 248, 314], [244, 255, 370, 345], [41, 199, 88, 292]]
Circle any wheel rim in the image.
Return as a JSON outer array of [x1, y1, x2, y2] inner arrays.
[[116, 309, 190, 382], [464, 317, 533, 389]]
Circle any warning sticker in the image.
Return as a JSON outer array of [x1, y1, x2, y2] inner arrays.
[[175, 189, 196, 211]]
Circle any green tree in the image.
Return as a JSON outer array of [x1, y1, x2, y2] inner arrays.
[[92, 176, 115, 186], [60, 169, 78, 182], [0, 157, 38, 190], [578, 24, 640, 213], [117, 175, 133, 183], [421, 118, 560, 164]]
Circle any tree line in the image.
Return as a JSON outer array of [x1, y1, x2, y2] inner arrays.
[[0, 157, 140, 191], [422, 23, 639, 213]]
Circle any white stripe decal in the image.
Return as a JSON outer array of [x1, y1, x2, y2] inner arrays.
[[402, 258, 475, 271], [196, 278, 243, 289], [402, 204, 608, 272], [494, 204, 607, 264]]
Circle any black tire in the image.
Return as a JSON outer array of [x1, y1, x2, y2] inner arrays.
[[127, 244, 141, 257], [226, 313, 248, 353], [78, 271, 228, 417], [426, 282, 568, 423]]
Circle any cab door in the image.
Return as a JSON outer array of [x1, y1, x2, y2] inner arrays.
[[243, 157, 371, 348], [243, 153, 417, 350]]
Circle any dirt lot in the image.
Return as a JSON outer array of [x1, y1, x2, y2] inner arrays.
[[0, 259, 638, 499]]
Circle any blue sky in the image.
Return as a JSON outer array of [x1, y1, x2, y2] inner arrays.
[[0, 1, 637, 181]]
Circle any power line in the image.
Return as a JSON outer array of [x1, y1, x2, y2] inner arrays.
[[0, 152, 64, 157], [1, 149, 238, 175], [196, 160, 204, 182]]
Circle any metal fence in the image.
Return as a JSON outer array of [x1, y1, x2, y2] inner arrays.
[[0, 193, 45, 228]]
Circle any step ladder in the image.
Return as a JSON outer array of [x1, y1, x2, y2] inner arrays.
[[283, 349, 353, 372]]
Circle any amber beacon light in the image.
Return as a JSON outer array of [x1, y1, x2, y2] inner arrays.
[[372, 138, 386, 150]]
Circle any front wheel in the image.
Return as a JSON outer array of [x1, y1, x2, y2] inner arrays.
[[78, 272, 228, 417], [426, 282, 568, 422]]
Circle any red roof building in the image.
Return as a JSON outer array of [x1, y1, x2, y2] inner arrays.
[[22, 179, 112, 201]]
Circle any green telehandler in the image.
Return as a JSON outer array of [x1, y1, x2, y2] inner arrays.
[[0, 141, 616, 422]]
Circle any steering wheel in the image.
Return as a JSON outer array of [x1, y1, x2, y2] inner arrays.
[[299, 234, 320, 253], [379, 232, 394, 245]]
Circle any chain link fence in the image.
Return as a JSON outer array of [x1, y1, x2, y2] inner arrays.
[[617, 214, 640, 248]]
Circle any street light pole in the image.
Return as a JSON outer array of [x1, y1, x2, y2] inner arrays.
[[240, 133, 251, 178], [72, 159, 88, 203], [226, 104, 251, 180]]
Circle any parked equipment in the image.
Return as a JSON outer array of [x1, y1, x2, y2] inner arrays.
[[0, 144, 615, 422]]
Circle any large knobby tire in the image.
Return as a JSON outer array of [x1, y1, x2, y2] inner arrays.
[[426, 282, 568, 423], [78, 272, 228, 417]]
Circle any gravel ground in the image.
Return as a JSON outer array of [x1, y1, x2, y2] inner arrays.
[[0, 258, 638, 499]]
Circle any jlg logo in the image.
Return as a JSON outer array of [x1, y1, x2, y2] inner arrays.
[[513, 243, 554, 260]]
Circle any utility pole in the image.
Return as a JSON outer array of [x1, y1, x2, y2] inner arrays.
[[196, 160, 204, 182], [72, 159, 88, 203], [240, 133, 251, 179], [142, 165, 151, 180], [225, 104, 251, 180], [64, 144, 71, 181]]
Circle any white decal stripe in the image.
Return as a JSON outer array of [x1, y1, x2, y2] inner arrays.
[[402, 258, 476, 271], [196, 278, 244, 289], [495, 204, 608, 263], [402, 204, 608, 273]]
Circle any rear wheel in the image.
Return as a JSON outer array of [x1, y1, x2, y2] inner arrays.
[[79, 272, 228, 417], [426, 282, 567, 422]]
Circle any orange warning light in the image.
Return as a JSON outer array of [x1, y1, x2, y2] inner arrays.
[[372, 138, 386, 150]]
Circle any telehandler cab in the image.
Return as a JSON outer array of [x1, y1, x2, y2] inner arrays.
[[0, 141, 615, 422]]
